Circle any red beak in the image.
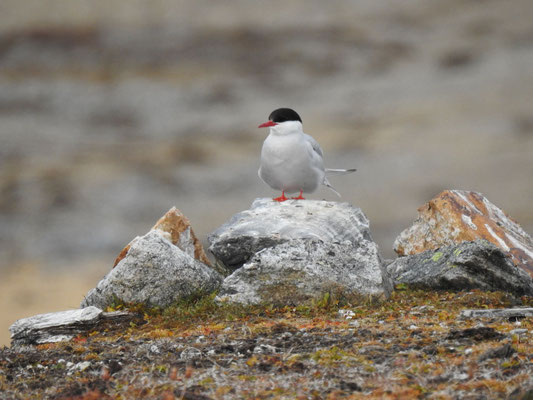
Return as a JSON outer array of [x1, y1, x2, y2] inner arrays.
[[258, 121, 277, 128]]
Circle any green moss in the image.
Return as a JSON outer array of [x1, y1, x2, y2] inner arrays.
[[311, 346, 361, 367], [238, 375, 257, 381], [199, 377, 214, 386], [395, 283, 409, 291], [160, 292, 254, 324], [154, 365, 167, 373], [431, 251, 444, 262]]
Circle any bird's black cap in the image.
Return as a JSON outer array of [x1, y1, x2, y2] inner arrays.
[[269, 108, 302, 123]]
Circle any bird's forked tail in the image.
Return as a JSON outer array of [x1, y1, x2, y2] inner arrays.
[[323, 168, 356, 197], [325, 168, 357, 175], [323, 177, 341, 197]]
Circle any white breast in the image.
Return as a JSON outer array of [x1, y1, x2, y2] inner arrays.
[[258, 131, 325, 194]]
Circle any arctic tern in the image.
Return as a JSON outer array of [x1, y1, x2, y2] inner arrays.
[[258, 108, 356, 202]]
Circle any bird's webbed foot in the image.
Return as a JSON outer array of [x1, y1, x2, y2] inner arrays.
[[291, 189, 305, 200], [273, 191, 289, 202]]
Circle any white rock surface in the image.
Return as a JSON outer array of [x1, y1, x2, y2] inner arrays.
[[82, 230, 222, 309], [209, 198, 376, 271], [210, 199, 392, 305], [217, 239, 391, 305]]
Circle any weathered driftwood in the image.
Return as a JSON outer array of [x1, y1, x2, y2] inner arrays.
[[459, 308, 533, 320], [10, 306, 139, 346]]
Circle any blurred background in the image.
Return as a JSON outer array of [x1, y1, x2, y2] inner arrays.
[[1, 0, 532, 345]]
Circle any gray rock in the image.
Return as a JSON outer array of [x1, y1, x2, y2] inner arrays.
[[208, 198, 375, 271], [81, 230, 222, 309], [388, 240, 533, 296], [216, 238, 391, 306], [9, 307, 136, 345], [478, 343, 516, 362], [459, 308, 533, 319], [210, 199, 392, 305], [392, 190, 533, 278]]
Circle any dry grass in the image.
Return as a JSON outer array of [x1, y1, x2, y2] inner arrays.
[[1, 289, 532, 399]]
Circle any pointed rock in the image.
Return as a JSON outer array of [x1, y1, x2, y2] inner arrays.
[[83, 208, 222, 309], [394, 190, 533, 277], [114, 206, 212, 269], [151, 207, 211, 266]]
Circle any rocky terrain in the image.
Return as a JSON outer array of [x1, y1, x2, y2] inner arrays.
[[1, 0, 532, 347], [3, 188, 532, 398], [1, 290, 532, 399]]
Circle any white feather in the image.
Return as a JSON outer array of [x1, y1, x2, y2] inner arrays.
[[259, 120, 356, 197]]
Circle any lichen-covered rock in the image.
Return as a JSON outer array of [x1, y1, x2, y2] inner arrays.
[[9, 307, 138, 346], [393, 190, 533, 278], [82, 230, 222, 309], [217, 239, 391, 305], [114, 206, 213, 270], [388, 240, 533, 297], [208, 198, 375, 272], [210, 199, 392, 305], [10, 307, 102, 345]]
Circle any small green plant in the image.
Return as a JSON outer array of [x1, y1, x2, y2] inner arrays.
[[159, 292, 256, 326]]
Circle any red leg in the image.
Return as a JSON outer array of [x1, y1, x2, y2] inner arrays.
[[291, 189, 305, 200], [273, 191, 288, 202]]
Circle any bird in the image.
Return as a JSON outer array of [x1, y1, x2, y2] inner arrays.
[[258, 107, 356, 202]]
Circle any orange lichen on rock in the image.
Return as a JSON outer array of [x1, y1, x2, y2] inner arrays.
[[113, 207, 210, 268], [151, 207, 211, 266], [394, 190, 533, 277], [113, 244, 131, 268]]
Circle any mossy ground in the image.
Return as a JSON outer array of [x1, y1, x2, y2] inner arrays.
[[1, 289, 532, 399]]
